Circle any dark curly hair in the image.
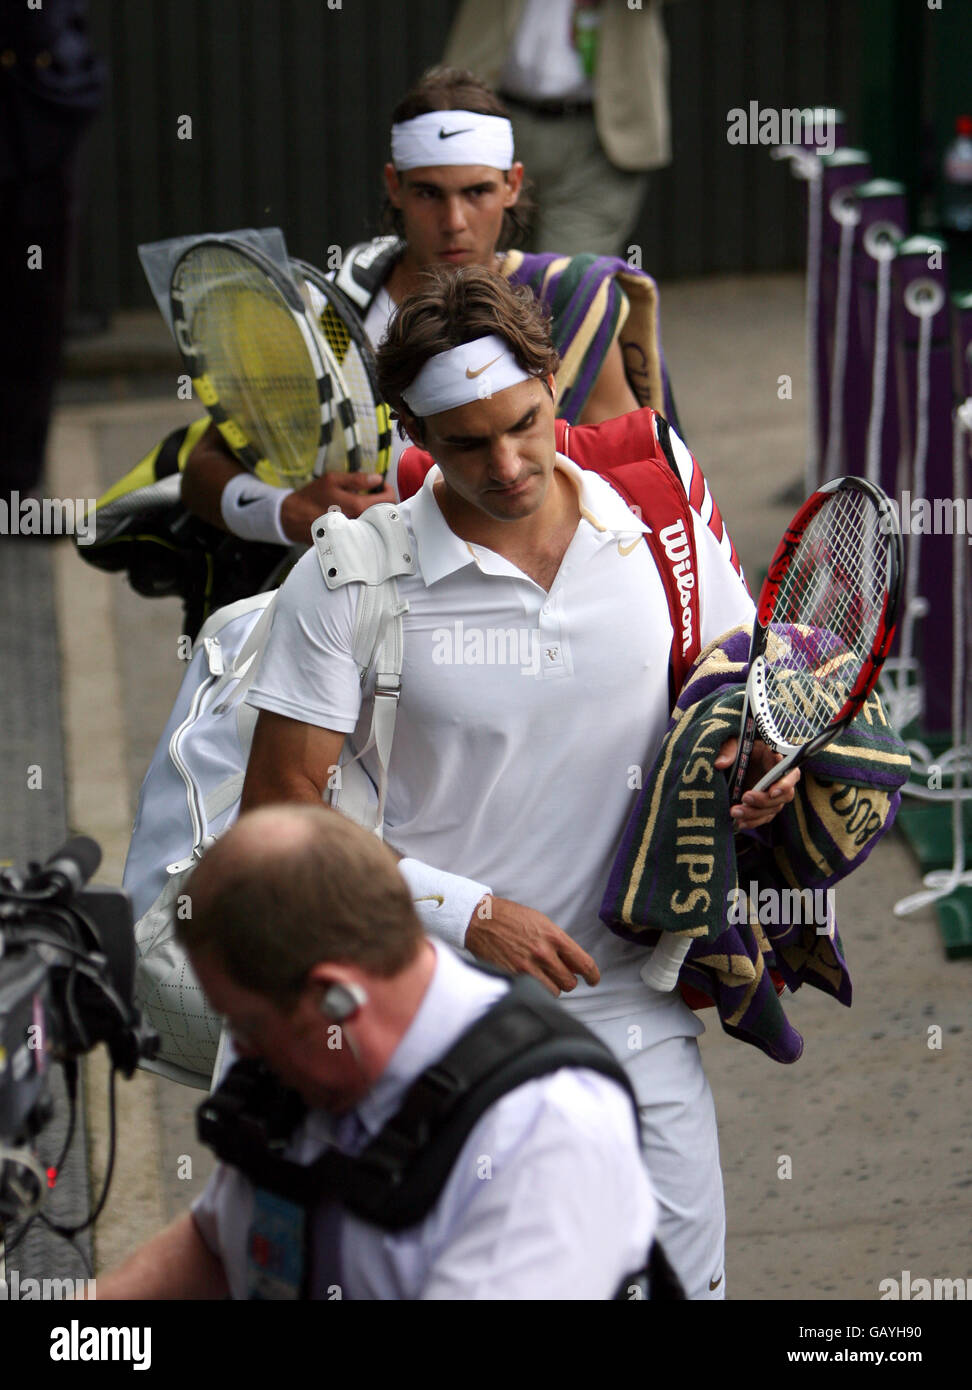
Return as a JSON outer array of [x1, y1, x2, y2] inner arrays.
[[376, 264, 559, 439], [380, 66, 534, 252]]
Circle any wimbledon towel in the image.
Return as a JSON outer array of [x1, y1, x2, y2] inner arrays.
[[600, 626, 911, 1061]]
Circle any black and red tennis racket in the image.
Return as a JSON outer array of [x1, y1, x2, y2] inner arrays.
[[642, 474, 903, 993], [727, 474, 903, 800]]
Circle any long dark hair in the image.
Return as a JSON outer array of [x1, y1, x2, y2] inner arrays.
[[380, 66, 534, 251]]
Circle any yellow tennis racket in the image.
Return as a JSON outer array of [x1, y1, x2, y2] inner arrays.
[[291, 258, 392, 476], [169, 238, 361, 486]]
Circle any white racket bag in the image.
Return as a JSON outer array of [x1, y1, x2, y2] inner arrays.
[[127, 504, 414, 1088]]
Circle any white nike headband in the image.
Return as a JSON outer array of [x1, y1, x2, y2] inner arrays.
[[400, 335, 533, 417], [391, 111, 515, 171]]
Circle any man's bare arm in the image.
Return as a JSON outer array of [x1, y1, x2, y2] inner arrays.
[[466, 897, 600, 996], [181, 423, 395, 544], [243, 716, 601, 993], [240, 710, 346, 812], [92, 1214, 228, 1300], [279, 472, 395, 541], [577, 338, 640, 424], [180, 423, 244, 528]]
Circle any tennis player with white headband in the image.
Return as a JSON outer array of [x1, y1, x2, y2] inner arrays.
[[179, 67, 665, 551], [399, 333, 530, 416], [390, 109, 515, 177], [240, 265, 799, 1300]]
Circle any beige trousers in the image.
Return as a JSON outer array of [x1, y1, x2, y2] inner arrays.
[[510, 105, 650, 258]]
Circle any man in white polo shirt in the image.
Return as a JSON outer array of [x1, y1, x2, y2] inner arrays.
[[239, 266, 800, 1299]]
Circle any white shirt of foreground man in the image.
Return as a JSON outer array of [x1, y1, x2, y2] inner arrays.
[[192, 941, 657, 1300], [246, 451, 753, 1051]]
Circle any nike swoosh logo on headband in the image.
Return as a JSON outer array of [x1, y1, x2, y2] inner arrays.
[[465, 354, 503, 379], [439, 127, 474, 139]]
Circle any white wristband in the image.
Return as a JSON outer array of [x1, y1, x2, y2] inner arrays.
[[398, 858, 492, 950], [220, 471, 292, 545]]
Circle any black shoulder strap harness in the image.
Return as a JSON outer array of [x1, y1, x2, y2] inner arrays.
[[197, 973, 684, 1300]]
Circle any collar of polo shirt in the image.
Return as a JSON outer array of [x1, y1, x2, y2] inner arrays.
[[409, 455, 649, 586]]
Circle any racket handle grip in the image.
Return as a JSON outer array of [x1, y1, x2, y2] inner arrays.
[[640, 934, 692, 992]]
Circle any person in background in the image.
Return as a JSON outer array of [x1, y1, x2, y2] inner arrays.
[[445, 0, 676, 257], [0, 0, 105, 516], [179, 67, 674, 549]]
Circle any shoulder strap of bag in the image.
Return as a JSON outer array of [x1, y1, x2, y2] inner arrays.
[[199, 974, 635, 1224], [311, 504, 415, 835], [558, 412, 702, 697], [333, 237, 404, 314], [333, 976, 639, 1231]]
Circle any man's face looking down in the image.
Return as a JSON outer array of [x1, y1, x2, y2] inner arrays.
[[189, 947, 362, 1113], [408, 375, 559, 525]]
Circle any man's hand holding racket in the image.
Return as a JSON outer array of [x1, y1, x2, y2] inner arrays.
[[641, 474, 903, 993], [716, 735, 801, 830], [279, 471, 396, 542]]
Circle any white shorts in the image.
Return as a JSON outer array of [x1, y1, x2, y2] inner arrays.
[[623, 1035, 726, 1301]]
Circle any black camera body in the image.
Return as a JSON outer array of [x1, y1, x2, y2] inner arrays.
[[0, 947, 52, 1146], [0, 838, 157, 1151]]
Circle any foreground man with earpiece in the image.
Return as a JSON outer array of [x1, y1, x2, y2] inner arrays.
[[95, 804, 662, 1300]]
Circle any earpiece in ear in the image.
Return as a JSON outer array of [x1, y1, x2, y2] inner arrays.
[[319, 981, 368, 1023]]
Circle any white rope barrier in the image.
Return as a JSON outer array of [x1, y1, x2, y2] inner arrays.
[[823, 190, 861, 482], [881, 278, 945, 736], [778, 147, 825, 496], [862, 221, 901, 488], [895, 399, 972, 915]]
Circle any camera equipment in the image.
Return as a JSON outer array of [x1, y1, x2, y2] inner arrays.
[[0, 836, 157, 1235]]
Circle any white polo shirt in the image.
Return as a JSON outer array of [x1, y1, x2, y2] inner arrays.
[[192, 941, 657, 1300], [246, 454, 754, 1068]]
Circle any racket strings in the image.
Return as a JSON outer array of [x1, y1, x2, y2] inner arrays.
[[762, 490, 890, 748], [214, 296, 320, 461], [303, 275, 390, 472], [320, 327, 380, 465], [319, 304, 351, 363], [175, 248, 327, 485]]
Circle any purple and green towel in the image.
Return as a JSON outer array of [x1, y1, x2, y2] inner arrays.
[[600, 627, 912, 1062], [504, 251, 676, 427]]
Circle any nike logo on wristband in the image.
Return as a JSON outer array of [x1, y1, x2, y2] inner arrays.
[[237, 495, 263, 508], [439, 127, 474, 139], [709, 1273, 723, 1291]]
